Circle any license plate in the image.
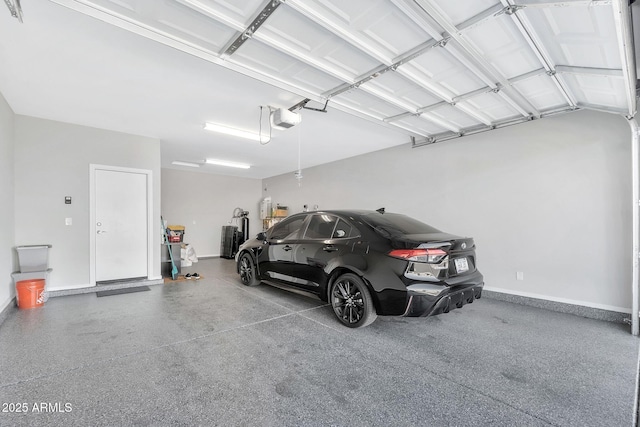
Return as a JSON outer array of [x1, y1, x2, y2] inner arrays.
[[454, 258, 469, 273]]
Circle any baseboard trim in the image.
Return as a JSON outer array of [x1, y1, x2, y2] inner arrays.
[[0, 297, 17, 328], [483, 289, 629, 324]]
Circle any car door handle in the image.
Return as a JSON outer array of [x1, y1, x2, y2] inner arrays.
[[323, 245, 338, 252], [283, 245, 292, 251]]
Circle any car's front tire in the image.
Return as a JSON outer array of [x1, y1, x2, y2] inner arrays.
[[330, 273, 377, 328], [238, 252, 260, 286]]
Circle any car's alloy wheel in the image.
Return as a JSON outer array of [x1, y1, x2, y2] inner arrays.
[[239, 253, 260, 286], [330, 273, 377, 328]]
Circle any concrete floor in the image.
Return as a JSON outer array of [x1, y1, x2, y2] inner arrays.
[[0, 258, 637, 426]]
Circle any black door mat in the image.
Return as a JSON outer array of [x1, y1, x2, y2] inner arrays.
[[96, 277, 147, 285], [96, 286, 150, 297]]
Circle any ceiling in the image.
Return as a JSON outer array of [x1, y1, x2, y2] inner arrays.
[[0, 0, 637, 179]]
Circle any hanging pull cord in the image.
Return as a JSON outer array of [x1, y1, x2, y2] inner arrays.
[[258, 106, 273, 145]]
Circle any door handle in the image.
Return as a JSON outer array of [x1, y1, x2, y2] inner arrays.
[[323, 245, 338, 252], [283, 245, 292, 251], [97, 230, 108, 234]]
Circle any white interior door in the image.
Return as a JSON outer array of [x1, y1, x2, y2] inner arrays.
[[95, 169, 148, 282]]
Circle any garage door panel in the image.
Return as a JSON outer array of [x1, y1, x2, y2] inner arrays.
[[523, 5, 621, 70], [403, 48, 488, 98], [562, 74, 628, 111], [262, 6, 381, 79], [461, 92, 523, 123], [332, 90, 407, 119], [230, 40, 344, 94], [364, 72, 441, 110], [86, 0, 238, 52], [512, 74, 568, 113], [394, 114, 448, 136], [297, 0, 433, 60], [462, 13, 542, 80]]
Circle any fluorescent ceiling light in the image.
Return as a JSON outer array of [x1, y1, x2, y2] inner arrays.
[[205, 158, 251, 169], [204, 122, 270, 142], [171, 161, 201, 168]]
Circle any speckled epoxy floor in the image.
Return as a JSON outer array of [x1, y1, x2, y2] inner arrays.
[[0, 258, 637, 426]]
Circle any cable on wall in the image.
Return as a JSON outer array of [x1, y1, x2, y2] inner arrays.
[[295, 119, 303, 186]]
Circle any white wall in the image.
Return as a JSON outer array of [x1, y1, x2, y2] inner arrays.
[[14, 116, 162, 290], [0, 92, 15, 312], [263, 110, 632, 313], [161, 169, 262, 257]]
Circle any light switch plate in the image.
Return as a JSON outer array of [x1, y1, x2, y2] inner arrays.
[[65, 217, 72, 226]]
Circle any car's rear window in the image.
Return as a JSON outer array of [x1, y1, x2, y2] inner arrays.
[[362, 213, 441, 236]]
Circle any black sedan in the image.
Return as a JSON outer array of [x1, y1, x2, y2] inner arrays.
[[236, 210, 483, 328]]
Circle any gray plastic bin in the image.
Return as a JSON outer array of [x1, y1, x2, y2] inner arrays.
[[15, 245, 51, 273]]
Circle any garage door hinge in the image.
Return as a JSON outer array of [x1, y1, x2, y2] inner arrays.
[[498, 5, 524, 16]]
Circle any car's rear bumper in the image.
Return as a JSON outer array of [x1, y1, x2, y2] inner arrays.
[[402, 272, 484, 317]]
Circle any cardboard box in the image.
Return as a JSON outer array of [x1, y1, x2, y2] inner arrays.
[[273, 206, 288, 217]]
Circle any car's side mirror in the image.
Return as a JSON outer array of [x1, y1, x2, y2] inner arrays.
[[256, 232, 267, 242]]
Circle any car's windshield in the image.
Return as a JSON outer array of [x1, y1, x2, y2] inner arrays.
[[362, 213, 441, 236]]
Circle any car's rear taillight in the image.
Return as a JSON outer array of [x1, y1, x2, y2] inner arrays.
[[388, 248, 447, 263]]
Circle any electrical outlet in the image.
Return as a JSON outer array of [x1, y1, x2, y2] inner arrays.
[[516, 271, 524, 281]]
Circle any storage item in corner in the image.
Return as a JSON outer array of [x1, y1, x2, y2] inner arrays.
[[220, 226, 239, 259], [181, 244, 199, 268], [161, 243, 182, 278], [16, 279, 46, 309], [167, 225, 185, 243], [273, 205, 288, 217], [16, 245, 51, 272], [260, 197, 272, 220]]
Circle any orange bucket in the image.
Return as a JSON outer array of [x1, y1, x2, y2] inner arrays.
[[16, 279, 46, 309]]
